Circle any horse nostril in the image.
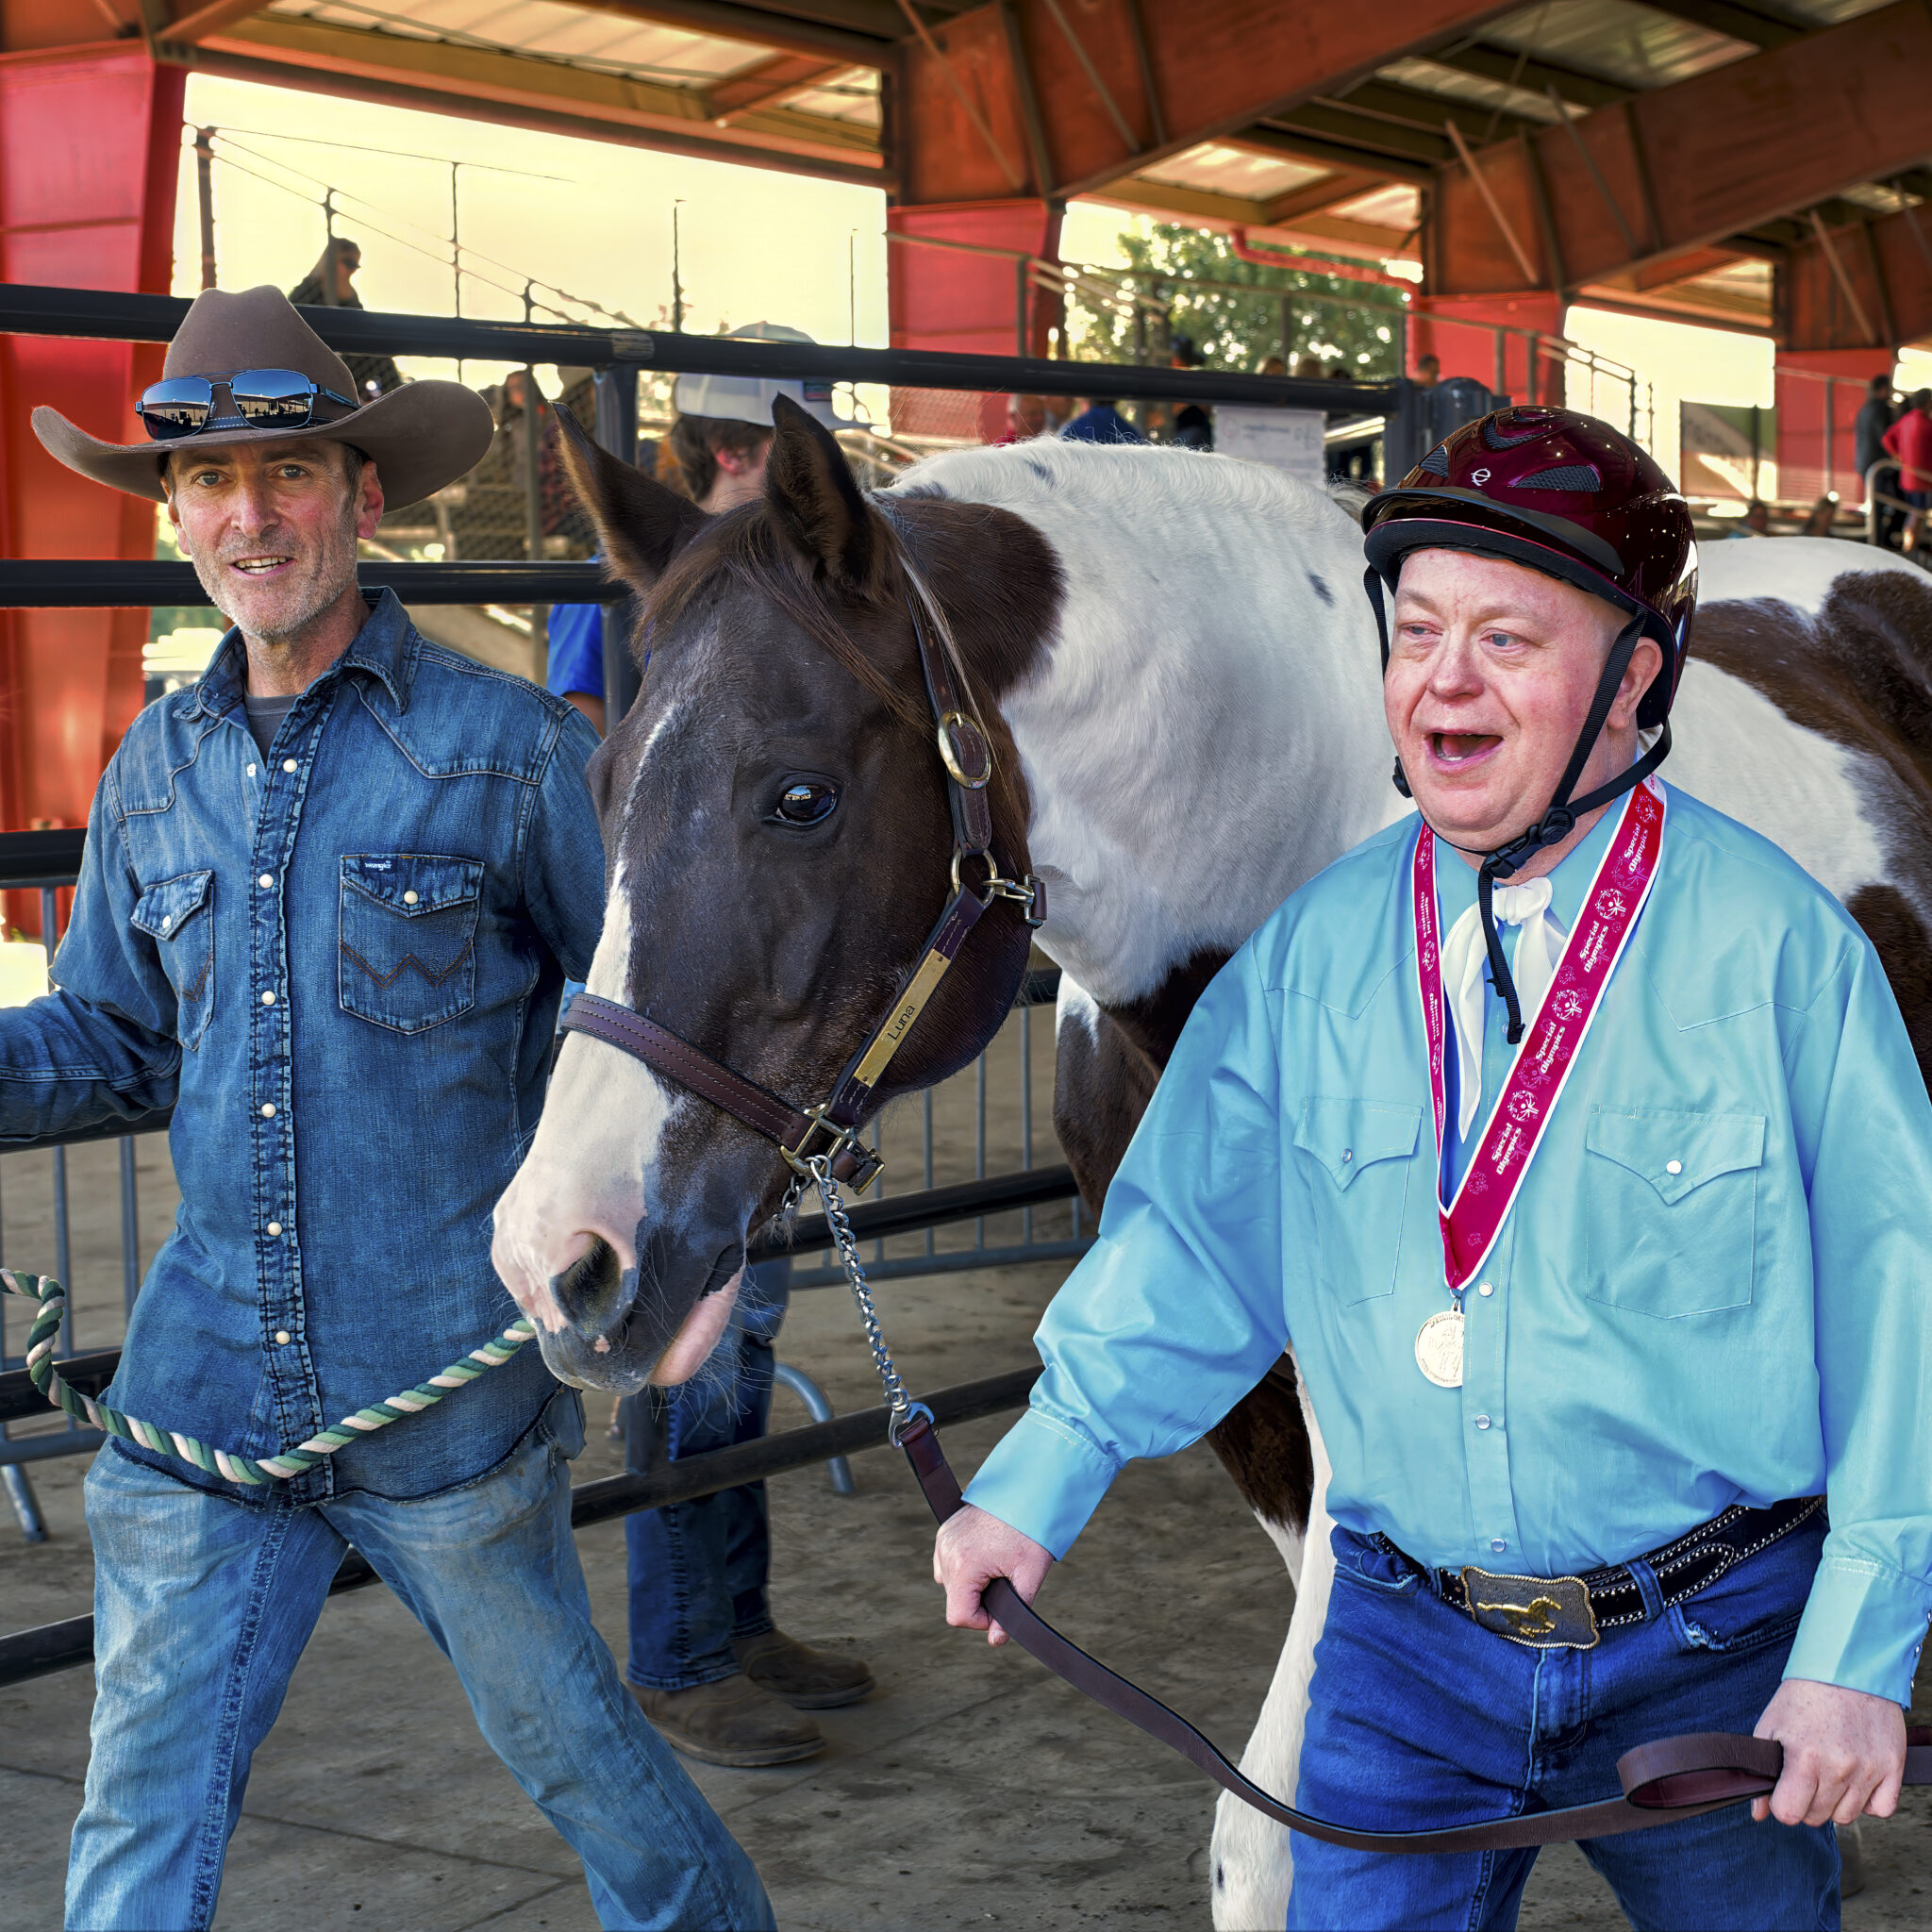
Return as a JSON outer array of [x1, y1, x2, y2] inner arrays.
[[550, 1236, 626, 1329]]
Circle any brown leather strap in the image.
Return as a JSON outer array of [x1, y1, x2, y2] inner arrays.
[[558, 994, 879, 1187], [899, 1414, 1932, 1853]]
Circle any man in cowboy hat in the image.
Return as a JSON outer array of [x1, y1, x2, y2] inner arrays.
[[938, 408, 1927, 1925], [4, 286, 772, 1930]]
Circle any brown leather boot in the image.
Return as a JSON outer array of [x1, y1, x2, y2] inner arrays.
[[627, 1674, 824, 1767], [732, 1628, 876, 1709]]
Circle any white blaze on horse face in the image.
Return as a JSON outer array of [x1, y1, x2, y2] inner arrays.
[[492, 704, 692, 1329]]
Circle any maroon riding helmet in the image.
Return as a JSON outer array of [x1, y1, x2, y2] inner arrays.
[[1358, 405, 1699, 1039]]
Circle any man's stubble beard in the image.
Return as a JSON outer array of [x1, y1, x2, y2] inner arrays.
[[191, 491, 360, 651]]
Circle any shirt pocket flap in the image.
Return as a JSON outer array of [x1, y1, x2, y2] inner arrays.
[[341, 853, 483, 915], [130, 869, 213, 940], [1294, 1097, 1421, 1191], [1585, 1108, 1766, 1206]]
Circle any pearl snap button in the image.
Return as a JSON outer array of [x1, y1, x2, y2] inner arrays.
[[1341, 1148, 1353, 1163], [1478, 1282, 1494, 1297], [158, 913, 171, 931], [1475, 1414, 1491, 1430], [258, 874, 273, 889], [275, 1330, 291, 1346], [1666, 1158, 1683, 1175], [260, 1102, 275, 1118], [282, 758, 297, 773], [267, 1223, 282, 1237], [261, 991, 275, 1006], [403, 890, 419, 905], [1491, 1539, 1507, 1554]]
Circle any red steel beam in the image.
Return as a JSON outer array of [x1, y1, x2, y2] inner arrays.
[[894, 0, 1520, 207], [1428, 0, 1932, 298], [1783, 205, 1932, 354], [0, 38, 182, 931]]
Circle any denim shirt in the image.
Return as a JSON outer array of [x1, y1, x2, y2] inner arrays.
[[968, 784, 1932, 1706], [0, 591, 607, 1502]]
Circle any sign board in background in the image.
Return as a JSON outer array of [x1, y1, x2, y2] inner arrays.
[[1215, 407, 1328, 484]]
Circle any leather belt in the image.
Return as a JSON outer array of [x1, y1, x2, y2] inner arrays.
[[1378, 1494, 1825, 1651]]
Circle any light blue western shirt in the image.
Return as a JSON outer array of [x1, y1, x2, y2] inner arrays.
[[967, 783, 1932, 1705]]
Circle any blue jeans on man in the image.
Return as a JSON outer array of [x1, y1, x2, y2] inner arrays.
[[626, 1263, 789, 1688], [1285, 1517, 1839, 1930], [622, 1257, 874, 1764], [68, 1397, 774, 1932]]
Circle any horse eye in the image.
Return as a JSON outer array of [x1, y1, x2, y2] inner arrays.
[[774, 781, 838, 825]]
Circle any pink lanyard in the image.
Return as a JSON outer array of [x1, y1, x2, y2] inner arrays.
[[1413, 777, 1668, 1297]]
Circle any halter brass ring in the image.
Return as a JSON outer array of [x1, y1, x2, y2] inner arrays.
[[937, 712, 992, 790]]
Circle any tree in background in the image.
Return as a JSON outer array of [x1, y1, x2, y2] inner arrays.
[[1068, 224, 1405, 376]]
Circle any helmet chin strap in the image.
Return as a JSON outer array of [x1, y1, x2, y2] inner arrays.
[[1365, 561, 1672, 1046]]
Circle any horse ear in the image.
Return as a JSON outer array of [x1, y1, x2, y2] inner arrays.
[[553, 404, 707, 591], [764, 393, 874, 588]]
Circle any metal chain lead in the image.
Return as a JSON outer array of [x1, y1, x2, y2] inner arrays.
[[808, 1155, 930, 1441]]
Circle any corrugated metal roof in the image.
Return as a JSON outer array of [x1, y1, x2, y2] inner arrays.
[[1474, 0, 1756, 90], [267, 0, 771, 87], [783, 67, 880, 128], [1376, 56, 1566, 124], [1135, 142, 1329, 202]]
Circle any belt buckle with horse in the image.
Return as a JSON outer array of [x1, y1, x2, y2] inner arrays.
[[1457, 1566, 1600, 1648]]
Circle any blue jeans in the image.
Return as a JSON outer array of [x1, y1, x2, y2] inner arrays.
[[1285, 1518, 1839, 1931], [625, 1261, 789, 1690], [67, 1396, 773, 1932]]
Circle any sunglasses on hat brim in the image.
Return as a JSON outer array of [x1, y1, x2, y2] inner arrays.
[[137, 369, 359, 443]]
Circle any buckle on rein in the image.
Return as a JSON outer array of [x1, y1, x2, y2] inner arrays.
[[779, 1107, 884, 1191], [1458, 1567, 1601, 1649]]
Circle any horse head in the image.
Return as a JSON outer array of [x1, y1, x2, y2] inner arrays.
[[491, 397, 1060, 1391]]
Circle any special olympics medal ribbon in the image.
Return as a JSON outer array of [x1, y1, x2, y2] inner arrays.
[[1411, 777, 1667, 1386]]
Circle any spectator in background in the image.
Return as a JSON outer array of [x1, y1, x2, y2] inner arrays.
[[1881, 389, 1932, 557], [998, 392, 1051, 443], [1258, 355, 1288, 377], [1857, 375, 1903, 550], [1170, 335, 1213, 451], [1728, 498, 1773, 537], [287, 238, 403, 400], [1413, 352, 1441, 390], [1061, 396, 1143, 445]]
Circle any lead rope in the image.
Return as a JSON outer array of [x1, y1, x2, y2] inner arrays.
[[806, 1155, 933, 1445], [0, 1266, 536, 1487]]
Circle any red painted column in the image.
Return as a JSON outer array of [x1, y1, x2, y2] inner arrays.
[[1409, 292, 1566, 405], [1774, 347, 1894, 509], [0, 39, 183, 932], [886, 199, 1061, 441]]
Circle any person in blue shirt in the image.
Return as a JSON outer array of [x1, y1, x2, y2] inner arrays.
[[8, 286, 772, 1930], [937, 408, 1929, 1927], [1060, 396, 1144, 445], [548, 324, 875, 1772]]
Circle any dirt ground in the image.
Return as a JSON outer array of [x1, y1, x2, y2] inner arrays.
[[2, 1018, 1928, 1929]]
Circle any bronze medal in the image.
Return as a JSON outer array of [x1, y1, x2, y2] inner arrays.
[[1414, 1307, 1464, 1389]]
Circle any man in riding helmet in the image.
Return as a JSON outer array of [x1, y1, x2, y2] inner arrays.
[[938, 406, 1931, 1925]]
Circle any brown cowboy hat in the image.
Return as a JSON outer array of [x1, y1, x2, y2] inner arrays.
[[32, 284, 494, 512]]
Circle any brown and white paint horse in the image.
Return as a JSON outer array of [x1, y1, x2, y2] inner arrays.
[[490, 400, 1932, 1926]]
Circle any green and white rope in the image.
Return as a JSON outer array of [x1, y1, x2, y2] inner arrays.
[[0, 1266, 537, 1487]]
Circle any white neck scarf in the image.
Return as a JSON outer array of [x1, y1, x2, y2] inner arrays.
[[1437, 874, 1567, 1141]]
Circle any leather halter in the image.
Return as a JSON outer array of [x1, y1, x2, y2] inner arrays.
[[559, 591, 1044, 1194]]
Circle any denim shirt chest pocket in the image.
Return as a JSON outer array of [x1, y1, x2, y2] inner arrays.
[[1295, 1097, 1422, 1303], [129, 870, 215, 1050], [339, 853, 485, 1034], [1584, 1106, 1766, 1316]]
